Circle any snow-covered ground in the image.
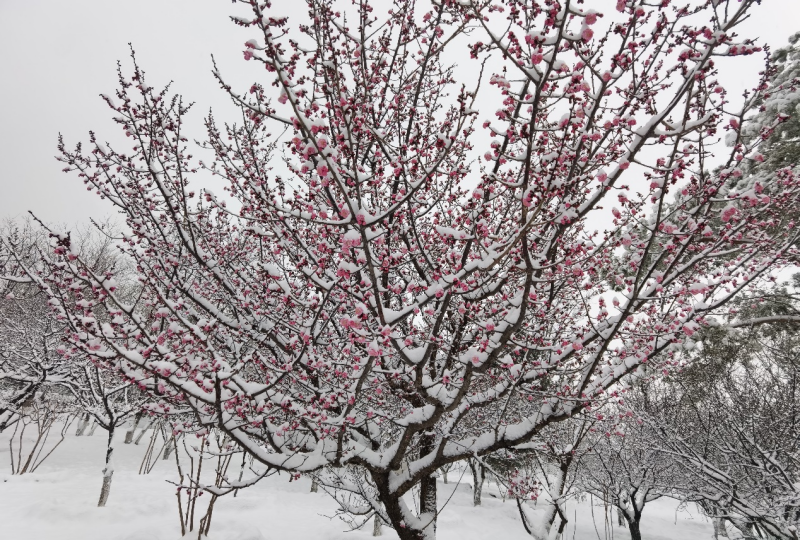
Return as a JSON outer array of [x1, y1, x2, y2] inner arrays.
[[0, 426, 713, 540]]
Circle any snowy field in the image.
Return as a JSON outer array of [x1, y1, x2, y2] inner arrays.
[[1, 426, 713, 540]]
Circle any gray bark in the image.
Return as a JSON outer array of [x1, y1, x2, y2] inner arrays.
[[124, 412, 141, 444], [75, 413, 90, 436], [97, 426, 115, 507], [133, 419, 152, 444], [372, 470, 429, 540], [468, 459, 485, 507], [628, 519, 642, 540], [162, 438, 174, 460], [713, 518, 729, 539], [420, 473, 437, 535]]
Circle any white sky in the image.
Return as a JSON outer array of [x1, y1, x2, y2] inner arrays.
[[1, 0, 799, 227]]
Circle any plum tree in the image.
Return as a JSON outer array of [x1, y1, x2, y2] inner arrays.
[[21, 0, 800, 538]]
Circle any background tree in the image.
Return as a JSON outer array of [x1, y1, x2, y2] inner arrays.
[[1, 219, 147, 503], [578, 398, 677, 540], [743, 32, 800, 174], [0, 223, 70, 433], [510, 414, 594, 540], [65, 358, 146, 506], [647, 286, 800, 539]]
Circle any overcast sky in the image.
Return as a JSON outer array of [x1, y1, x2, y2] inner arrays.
[[2, 0, 799, 228]]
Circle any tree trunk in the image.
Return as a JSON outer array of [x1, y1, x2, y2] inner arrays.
[[133, 419, 152, 444], [420, 473, 437, 535], [373, 513, 383, 536], [124, 412, 141, 444], [618, 508, 625, 527], [163, 437, 174, 460], [372, 471, 432, 540], [713, 517, 729, 539], [468, 459, 485, 506], [442, 469, 448, 485], [310, 476, 318, 493], [627, 519, 642, 540], [75, 413, 90, 436], [536, 459, 571, 537], [98, 426, 115, 507]]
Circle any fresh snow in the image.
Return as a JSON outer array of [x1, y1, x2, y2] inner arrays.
[[0, 424, 715, 539]]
